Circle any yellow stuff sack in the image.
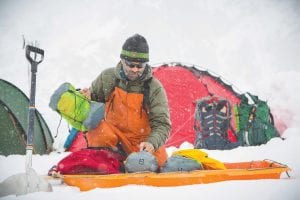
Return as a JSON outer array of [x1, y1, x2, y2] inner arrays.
[[172, 149, 226, 170]]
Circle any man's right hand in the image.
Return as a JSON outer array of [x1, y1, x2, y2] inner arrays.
[[139, 142, 155, 153], [80, 88, 91, 100]]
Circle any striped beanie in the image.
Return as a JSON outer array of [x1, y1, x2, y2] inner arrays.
[[120, 34, 149, 62]]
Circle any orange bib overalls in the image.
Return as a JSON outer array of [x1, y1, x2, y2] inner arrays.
[[86, 87, 167, 166]]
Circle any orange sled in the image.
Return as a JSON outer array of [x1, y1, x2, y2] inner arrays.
[[62, 160, 290, 191]]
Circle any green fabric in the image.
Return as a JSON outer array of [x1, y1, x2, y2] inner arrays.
[[90, 62, 171, 150], [121, 49, 149, 60], [233, 104, 240, 132], [50, 82, 105, 132], [55, 83, 90, 131], [0, 79, 53, 156], [237, 93, 280, 146], [0, 104, 26, 155]]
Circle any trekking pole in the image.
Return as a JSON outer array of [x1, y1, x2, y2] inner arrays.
[[25, 44, 44, 173]]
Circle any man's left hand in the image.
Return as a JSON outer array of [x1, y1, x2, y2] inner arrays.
[[139, 142, 155, 153]]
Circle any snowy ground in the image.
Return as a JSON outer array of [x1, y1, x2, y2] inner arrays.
[[1, 0, 300, 199]]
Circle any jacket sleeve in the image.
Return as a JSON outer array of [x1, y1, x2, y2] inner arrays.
[[146, 80, 171, 150], [90, 68, 116, 103], [90, 73, 106, 103]]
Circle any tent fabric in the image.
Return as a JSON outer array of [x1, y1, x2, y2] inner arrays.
[[152, 63, 242, 147], [0, 79, 53, 156]]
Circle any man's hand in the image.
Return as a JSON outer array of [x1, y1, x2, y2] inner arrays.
[[80, 88, 91, 100], [139, 142, 155, 153]]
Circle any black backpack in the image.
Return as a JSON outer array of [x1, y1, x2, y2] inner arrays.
[[194, 96, 240, 150]]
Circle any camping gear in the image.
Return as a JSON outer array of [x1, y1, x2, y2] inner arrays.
[[152, 63, 243, 148], [57, 160, 290, 190], [236, 93, 281, 146], [0, 168, 52, 196], [65, 63, 286, 151], [49, 82, 105, 131], [172, 149, 226, 170], [124, 151, 158, 173], [194, 96, 240, 150], [161, 155, 203, 172], [0, 79, 53, 155], [25, 44, 45, 172], [68, 131, 88, 152], [56, 148, 125, 175], [0, 44, 52, 196], [63, 127, 79, 150]]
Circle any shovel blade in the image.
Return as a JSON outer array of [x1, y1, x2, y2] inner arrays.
[[0, 168, 52, 197]]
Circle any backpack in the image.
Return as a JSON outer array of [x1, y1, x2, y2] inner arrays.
[[236, 93, 280, 146], [56, 148, 125, 175], [194, 96, 241, 150], [49, 82, 105, 131]]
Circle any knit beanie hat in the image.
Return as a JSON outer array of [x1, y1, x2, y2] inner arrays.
[[120, 34, 149, 62]]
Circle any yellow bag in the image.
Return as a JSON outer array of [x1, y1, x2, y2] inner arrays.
[[172, 149, 226, 170]]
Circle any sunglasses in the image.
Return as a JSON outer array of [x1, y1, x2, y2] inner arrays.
[[123, 59, 147, 69]]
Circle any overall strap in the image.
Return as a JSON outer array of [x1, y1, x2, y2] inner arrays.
[[107, 77, 152, 112], [142, 78, 152, 113]]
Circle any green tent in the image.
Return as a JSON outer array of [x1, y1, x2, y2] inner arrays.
[[0, 79, 53, 156]]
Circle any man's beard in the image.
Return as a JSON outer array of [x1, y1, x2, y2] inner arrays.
[[124, 68, 144, 81]]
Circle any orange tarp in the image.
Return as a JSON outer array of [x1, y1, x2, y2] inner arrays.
[[62, 160, 290, 191]]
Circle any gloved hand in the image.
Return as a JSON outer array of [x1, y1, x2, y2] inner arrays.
[[80, 88, 91, 100], [139, 142, 155, 153]]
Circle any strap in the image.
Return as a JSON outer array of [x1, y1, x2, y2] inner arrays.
[[105, 78, 120, 102], [243, 106, 257, 145], [245, 106, 257, 131], [142, 78, 152, 113]]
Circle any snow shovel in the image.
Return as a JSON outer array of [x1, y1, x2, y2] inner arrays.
[[0, 44, 52, 197]]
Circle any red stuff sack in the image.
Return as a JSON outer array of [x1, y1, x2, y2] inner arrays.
[[57, 148, 125, 175]]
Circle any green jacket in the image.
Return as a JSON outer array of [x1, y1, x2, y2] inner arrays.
[[90, 62, 171, 150]]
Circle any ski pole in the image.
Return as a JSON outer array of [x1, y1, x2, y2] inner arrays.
[[25, 44, 44, 173]]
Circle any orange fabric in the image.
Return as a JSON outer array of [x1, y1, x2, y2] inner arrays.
[[86, 121, 118, 147], [87, 87, 167, 166], [153, 146, 168, 167]]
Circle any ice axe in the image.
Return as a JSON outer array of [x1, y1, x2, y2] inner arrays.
[[0, 43, 52, 197]]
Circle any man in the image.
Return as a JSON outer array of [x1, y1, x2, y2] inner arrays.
[[81, 34, 171, 166]]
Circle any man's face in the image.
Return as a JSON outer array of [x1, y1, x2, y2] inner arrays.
[[122, 59, 147, 81]]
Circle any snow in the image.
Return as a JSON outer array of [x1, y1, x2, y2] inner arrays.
[[1, 0, 300, 199]]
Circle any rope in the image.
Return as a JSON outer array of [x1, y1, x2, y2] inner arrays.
[[54, 115, 62, 138]]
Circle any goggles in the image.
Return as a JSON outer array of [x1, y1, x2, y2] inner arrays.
[[123, 59, 147, 69]]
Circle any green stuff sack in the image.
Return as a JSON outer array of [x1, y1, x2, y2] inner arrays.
[[49, 83, 104, 131], [236, 92, 280, 146], [161, 155, 203, 173]]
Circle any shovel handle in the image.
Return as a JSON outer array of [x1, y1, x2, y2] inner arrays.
[[26, 45, 44, 65]]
